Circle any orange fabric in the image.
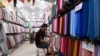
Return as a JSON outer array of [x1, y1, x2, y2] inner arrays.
[[73, 40, 78, 56], [59, 17, 63, 34]]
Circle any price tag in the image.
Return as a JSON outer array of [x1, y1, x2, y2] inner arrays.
[[82, 41, 94, 52], [75, 2, 83, 12]]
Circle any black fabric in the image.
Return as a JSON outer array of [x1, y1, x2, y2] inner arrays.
[[35, 29, 45, 46]]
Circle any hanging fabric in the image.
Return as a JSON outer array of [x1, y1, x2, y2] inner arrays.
[[61, 37, 66, 54], [87, 0, 95, 40], [80, 0, 89, 39], [63, 13, 70, 36], [70, 9, 77, 37], [7, 37, 12, 50], [73, 40, 80, 56], [53, 18, 57, 32], [68, 38, 72, 56], [94, 0, 100, 40], [57, 0, 63, 10], [59, 17, 63, 34], [51, 4, 57, 18], [0, 8, 4, 19], [64, 14, 68, 35]]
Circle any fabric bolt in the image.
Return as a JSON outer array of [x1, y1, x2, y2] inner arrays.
[[98, 46, 100, 56], [55, 18, 58, 33], [87, 0, 95, 40], [64, 14, 67, 35], [68, 38, 72, 56], [70, 9, 77, 37], [53, 19, 56, 32], [61, 37, 65, 54], [57, 0, 63, 11], [59, 17, 63, 34], [79, 42, 82, 56], [8, 36, 16, 48], [57, 18, 60, 33], [73, 40, 77, 56], [80, 0, 89, 38], [65, 38, 69, 55], [7, 37, 12, 50], [94, 0, 100, 39], [55, 35, 61, 50], [13, 36, 17, 45], [95, 46, 98, 56], [51, 5, 57, 18], [64, 13, 70, 36], [76, 11, 84, 37], [0, 8, 4, 19]]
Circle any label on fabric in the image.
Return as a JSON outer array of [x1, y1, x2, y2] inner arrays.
[[75, 2, 83, 12], [82, 41, 94, 52]]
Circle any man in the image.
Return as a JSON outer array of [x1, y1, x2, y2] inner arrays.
[[35, 23, 54, 56]]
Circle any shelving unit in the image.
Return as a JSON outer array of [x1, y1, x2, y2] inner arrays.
[[0, 7, 28, 55]]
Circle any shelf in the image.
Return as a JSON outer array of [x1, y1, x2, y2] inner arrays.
[[6, 32, 26, 35], [2, 19, 26, 28]]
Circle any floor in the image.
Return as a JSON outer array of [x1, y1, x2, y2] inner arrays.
[[10, 41, 45, 56]]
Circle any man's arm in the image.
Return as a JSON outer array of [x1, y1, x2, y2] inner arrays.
[[40, 36, 46, 43]]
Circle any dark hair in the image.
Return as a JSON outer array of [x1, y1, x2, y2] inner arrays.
[[41, 23, 48, 27]]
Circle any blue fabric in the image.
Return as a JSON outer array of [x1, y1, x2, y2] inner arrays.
[[87, 0, 95, 40], [95, 46, 98, 56], [94, 0, 100, 40], [70, 9, 77, 37], [51, 5, 57, 18], [81, 0, 89, 38], [76, 11, 84, 37]]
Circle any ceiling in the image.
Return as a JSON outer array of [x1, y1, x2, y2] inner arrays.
[[16, 0, 54, 21]]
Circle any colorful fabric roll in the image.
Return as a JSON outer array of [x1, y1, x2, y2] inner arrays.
[[87, 0, 95, 40], [59, 17, 63, 34], [70, 9, 77, 37]]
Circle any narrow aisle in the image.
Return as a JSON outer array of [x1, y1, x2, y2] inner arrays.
[[10, 41, 37, 56]]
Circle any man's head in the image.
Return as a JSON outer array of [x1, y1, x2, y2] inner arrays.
[[41, 23, 48, 31]]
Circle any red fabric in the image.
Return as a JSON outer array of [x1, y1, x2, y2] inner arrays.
[[68, 38, 72, 56], [61, 37, 64, 54], [66, 38, 69, 55]]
